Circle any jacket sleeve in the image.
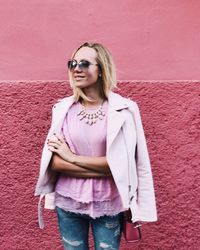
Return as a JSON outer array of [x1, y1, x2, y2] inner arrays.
[[131, 101, 158, 222], [34, 104, 57, 196]]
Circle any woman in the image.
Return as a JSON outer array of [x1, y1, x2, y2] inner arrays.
[[35, 42, 157, 250]]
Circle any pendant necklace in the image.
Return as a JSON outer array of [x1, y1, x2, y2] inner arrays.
[[77, 100, 106, 125]]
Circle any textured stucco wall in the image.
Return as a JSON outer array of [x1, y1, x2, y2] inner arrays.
[[0, 81, 199, 250], [0, 0, 200, 80]]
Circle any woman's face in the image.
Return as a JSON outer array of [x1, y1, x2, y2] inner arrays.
[[69, 47, 100, 89]]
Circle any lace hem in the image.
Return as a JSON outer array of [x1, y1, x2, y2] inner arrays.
[[55, 188, 120, 203], [55, 192, 125, 219]]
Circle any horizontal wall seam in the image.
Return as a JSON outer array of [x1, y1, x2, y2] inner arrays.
[[1, 80, 200, 84]]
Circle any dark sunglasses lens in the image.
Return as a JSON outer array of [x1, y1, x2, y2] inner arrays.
[[79, 60, 90, 69], [68, 60, 77, 70], [68, 60, 91, 71]]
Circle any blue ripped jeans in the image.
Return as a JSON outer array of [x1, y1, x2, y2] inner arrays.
[[56, 206, 123, 250]]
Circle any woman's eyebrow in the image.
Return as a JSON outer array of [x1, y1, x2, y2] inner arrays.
[[73, 57, 95, 62]]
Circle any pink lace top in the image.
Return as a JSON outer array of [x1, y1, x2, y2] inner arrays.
[[54, 100, 124, 218]]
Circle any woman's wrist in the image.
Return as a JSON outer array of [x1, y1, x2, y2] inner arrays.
[[67, 153, 76, 164]]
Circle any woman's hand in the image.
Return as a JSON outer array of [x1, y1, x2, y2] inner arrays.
[[47, 134, 75, 163]]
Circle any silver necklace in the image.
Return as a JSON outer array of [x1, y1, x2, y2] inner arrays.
[[77, 101, 106, 125]]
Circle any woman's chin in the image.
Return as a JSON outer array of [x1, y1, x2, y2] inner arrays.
[[73, 77, 99, 88], [74, 81, 95, 89], [74, 81, 87, 88]]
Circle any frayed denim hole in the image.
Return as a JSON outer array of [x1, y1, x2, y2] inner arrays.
[[99, 242, 113, 249], [105, 221, 119, 229], [62, 236, 83, 247]]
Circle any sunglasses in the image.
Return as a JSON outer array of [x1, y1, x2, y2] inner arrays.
[[67, 59, 98, 71]]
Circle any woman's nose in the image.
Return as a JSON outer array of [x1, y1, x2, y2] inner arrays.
[[74, 64, 82, 72]]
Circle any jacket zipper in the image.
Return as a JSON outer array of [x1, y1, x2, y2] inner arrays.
[[122, 126, 133, 206]]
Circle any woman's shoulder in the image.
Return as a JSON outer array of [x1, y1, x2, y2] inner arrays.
[[52, 95, 75, 109], [110, 91, 136, 102], [114, 92, 139, 108], [126, 98, 139, 109], [108, 91, 139, 113]]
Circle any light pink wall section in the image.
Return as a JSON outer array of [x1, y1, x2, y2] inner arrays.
[[1, 0, 200, 80]]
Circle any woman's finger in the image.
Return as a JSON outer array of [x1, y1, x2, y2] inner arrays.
[[47, 141, 61, 148], [56, 134, 65, 143], [48, 135, 60, 143], [48, 145, 58, 153]]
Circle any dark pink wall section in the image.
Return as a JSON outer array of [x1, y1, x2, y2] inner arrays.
[[1, 0, 200, 80], [0, 81, 199, 250]]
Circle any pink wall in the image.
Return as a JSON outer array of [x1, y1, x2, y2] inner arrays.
[[1, 1, 200, 250], [0, 0, 200, 80]]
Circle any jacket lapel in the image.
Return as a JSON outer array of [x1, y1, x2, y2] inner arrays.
[[107, 91, 130, 152], [52, 95, 75, 134]]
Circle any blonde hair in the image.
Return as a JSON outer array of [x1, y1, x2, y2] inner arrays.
[[68, 42, 118, 102]]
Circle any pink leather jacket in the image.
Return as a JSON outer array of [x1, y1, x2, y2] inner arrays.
[[35, 91, 157, 228]]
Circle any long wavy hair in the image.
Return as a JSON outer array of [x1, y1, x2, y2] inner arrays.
[[68, 42, 118, 102]]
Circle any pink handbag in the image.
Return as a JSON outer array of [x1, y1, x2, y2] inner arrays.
[[123, 209, 142, 243]]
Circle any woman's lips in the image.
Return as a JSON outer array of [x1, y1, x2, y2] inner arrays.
[[74, 76, 86, 81]]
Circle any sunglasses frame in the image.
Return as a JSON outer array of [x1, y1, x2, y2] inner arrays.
[[67, 59, 98, 71]]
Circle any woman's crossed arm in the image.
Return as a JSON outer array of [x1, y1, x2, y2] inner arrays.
[[50, 154, 111, 178]]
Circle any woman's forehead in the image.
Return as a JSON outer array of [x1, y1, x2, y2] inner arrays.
[[73, 47, 97, 61]]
